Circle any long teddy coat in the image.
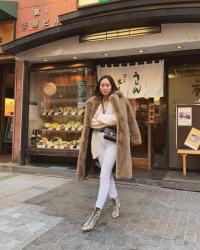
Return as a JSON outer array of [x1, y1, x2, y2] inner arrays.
[[76, 90, 142, 181]]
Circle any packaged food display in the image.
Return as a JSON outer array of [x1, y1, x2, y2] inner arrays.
[[32, 106, 84, 151]]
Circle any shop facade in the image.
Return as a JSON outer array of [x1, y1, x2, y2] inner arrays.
[[3, 0, 200, 171]]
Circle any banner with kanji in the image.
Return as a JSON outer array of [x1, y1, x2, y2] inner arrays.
[[97, 60, 164, 98]]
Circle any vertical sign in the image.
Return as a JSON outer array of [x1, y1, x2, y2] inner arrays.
[[78, 80, 87, 108]]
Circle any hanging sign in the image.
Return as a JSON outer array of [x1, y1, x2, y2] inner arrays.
[[78, 80, 87, 102], [148, 103, 155, 123], [97, 60, 164, 98]]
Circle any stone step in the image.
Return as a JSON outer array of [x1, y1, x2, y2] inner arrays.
[[162, 171, 200, 192], [1, 162, 200, 191]]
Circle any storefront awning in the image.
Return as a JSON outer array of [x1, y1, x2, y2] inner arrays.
[[0, 1, 18, 21]]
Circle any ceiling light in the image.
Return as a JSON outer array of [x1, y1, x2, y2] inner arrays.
[[80, 26, 161, 42], [103, 53, 109, 56], [176, 45, 183, 49], [138, 49, 144, 53], [43, 59, 48, 62], [73, 56, 78, 59]]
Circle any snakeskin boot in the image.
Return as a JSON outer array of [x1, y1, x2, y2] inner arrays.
[[111, 197, 120, 219], [82, 207, 101, 232]]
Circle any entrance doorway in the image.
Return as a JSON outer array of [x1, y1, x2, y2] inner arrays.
[[0, 63, 15, 163], [132, 97, 168, 169]]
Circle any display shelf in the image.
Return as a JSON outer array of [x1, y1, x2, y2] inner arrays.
[[25, 147, 79, 157], [42, 129, 82, 134], [41, 114, 84, 117]]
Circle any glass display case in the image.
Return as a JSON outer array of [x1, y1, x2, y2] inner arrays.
[[27, 66, 96, 157]]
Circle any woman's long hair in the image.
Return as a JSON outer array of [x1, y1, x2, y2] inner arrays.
[[95, 75, 118, 97]]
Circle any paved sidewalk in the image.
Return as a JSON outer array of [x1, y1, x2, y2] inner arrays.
[[0, 172, 200, 250]]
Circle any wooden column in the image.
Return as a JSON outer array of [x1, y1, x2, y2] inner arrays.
[[20, 61, 30, 165], [12, 59, 24, 162], [147, 123, 154, 169]]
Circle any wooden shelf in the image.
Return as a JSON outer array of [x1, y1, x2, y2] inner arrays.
[[25, 147, 79, 157], [42, 129, 82, 134]]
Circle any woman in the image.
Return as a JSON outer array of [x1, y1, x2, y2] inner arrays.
[[76, 75, 141, 232]]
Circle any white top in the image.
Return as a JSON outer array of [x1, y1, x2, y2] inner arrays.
[[91, 102, 117, 159]]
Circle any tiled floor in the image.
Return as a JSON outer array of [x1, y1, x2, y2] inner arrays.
[[0, 172, 200, 250]]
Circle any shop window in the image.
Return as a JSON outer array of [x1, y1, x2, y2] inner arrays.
[[28, 67, 95, 153]]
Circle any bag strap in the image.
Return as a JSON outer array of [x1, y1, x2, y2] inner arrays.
[[102, 101, 105, 114]]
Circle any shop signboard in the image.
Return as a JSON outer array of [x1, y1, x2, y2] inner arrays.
[[0, 20, 14, 53], [176, 104, 200, 150], [78, 0, 119, 8]]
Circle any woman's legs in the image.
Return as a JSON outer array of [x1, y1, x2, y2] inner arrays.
[[109, 174, 118, 199], [95, 142, 117, 209], [82, 140, 118, 231]]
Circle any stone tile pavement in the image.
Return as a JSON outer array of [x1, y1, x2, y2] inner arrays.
[[0, 172, 200, 249]]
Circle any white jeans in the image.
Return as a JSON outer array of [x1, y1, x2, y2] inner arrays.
[[95, 132, 118, 209]]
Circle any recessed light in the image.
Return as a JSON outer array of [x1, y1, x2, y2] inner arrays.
[[138, 49, 144, 53], [176, 45, 183, 49], [43, 59, 48, 62], [73, 56, 78, 59], [103, 53, 109, 56]]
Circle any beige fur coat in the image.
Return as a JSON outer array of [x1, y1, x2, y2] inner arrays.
[[76, 90, 142, 181]]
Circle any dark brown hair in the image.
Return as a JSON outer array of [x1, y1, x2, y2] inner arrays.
[[95, 75, 118, 97]]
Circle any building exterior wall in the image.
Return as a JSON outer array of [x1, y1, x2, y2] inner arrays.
[[12, 0, 78, 162], [16, 0, 77, 39], [9, 0, 200, 167]]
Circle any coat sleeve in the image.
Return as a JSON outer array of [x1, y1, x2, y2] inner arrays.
[[96, 114, 117, 126], [126, 99, 142, 145]]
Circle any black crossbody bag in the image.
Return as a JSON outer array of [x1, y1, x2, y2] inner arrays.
[[102, 101, 117, 142], [103, 127, 117, 142]]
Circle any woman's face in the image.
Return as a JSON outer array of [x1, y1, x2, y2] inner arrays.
[[100, 78, 112, 97]]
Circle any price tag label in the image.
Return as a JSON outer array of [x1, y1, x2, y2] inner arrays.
[[60, 146, 64, 149], [54, 145, 59, 149], [70, 145, 74, 150], [47, 145, 52, 149]]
